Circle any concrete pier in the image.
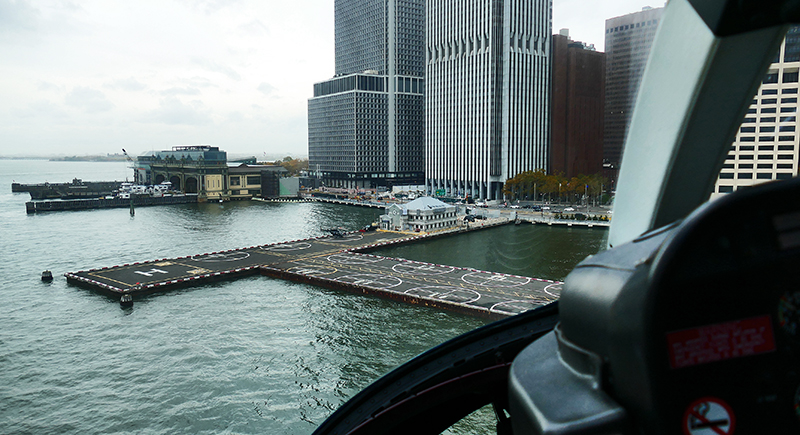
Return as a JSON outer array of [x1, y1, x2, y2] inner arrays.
[[66, 222, 560, 319]]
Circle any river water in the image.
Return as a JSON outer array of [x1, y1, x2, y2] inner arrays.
[[0, 160, 607, 434]]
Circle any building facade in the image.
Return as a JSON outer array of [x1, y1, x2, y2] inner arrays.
[[551, 30, 605, 179], [379, 197, 457, 232], [603, 7, 663, 185], [308, 0, 425, 189], [425, 0, 552, 201], [136, 145, 229, 199], [713, 27, 800, 197]]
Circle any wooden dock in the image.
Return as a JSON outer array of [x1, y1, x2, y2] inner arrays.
[[66, 222, 560, 319]]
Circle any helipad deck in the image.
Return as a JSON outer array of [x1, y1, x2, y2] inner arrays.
[[66, 223, 561, 318]]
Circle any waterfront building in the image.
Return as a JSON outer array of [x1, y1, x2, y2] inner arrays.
[[713, 27, 800, 198], [228, 164, 290, 199], [308, 0, 425, 190], [425, 0, 552, 201], [137, 145, 228, 200], [380, 196, 458, 232], [551, 30, 605, 179], [603, 6, 663, 184]]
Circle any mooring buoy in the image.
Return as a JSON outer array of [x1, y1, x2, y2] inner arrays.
[[41, 270, 53, 282], [120, 293, 133, 308]]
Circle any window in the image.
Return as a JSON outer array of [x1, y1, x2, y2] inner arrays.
[[722, 164, 734, 169], [718, 185, 734, 193], [742, 117, 756, 123], [777, 173, 794, 179], [763, 70, 779, 83], [757, 173, 773, 179], [760, 126, 775, 132], [778, 145, 795, 151], [762, 89, 778, 95], [784, 88, 799, 94], [778, 154, 795, 160], [762, 107, 777, 113], [761, 117, 776, 123], [758, 154, 773, 160], [759, 145, 774, 151], [230, 176, 241, 186], [740, 155, 754, 160], [740, 136, 756, 142], [780, 125, 796, 132], [246, 175, 261, 185], [759, 136, 775, 141], [738, 173, 753, 179], [779, 136, 795, 141], [740, 145, 755, 151], [784, 70, 800, 83], [757, 163, 773, 169], [778, 163, 794, 169], [762, 98, 778, 104], [780, 116, 796, 122], [740, 126, 756, 133], [781, 106, 797, 113], [738, 163, 753, 169], [782, 97, 798, 104], [719, 173, 734, 179]]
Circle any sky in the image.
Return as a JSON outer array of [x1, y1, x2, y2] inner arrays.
[[0, 0, 660, 158]]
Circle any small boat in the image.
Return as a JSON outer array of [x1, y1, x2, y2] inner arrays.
[[41, 270, 53, 282]]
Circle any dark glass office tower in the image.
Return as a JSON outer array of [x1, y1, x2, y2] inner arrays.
[[308, 0, 425, 189]]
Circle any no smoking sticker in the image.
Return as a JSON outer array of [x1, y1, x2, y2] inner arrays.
[[682, 397, 735, 435]]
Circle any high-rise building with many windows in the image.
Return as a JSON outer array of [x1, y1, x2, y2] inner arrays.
[[425, 0, 552, 201], [308, 0, 425, 189], [713, 27, 800, 197], [603, 7, 663, 185]]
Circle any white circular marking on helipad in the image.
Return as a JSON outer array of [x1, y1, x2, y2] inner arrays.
[[392, 263, 455, 275], [462, 272, 531, 287], [544, 283, 563, 297], [191, 251, 250, 262], [490, 300, 540, 315], [337, 274, 402, 289], [263, 242, 312, 251], [326, 253, 383, 265], [326, 233, 364, 242], [406, 286, 480, 304]]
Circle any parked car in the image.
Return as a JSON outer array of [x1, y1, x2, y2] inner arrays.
[[564, 207, 575, 212]]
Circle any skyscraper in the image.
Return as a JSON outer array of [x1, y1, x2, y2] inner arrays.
[[425, 0, 552, 201], [713, 26, 800, 197], [308, 0, 425, 189], [603, 6, 663, 182], [551, 30, 605, 179]]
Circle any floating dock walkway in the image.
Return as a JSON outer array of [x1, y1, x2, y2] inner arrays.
[[66, 221, 561, 319]]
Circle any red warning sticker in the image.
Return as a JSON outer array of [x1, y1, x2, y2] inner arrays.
[[682, 397, 735, 435], [667, 315, 775, 369]]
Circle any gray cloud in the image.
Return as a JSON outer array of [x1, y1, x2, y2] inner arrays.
[[141, 97, 211, 125], [15, 99, 69, 119], [160, 87, 201, 96], [106, 77, 147, 92], [0, 0, 40, 36], [192, 58, 241, 81], [64, 87, 114, 113], [37, 81, 63, 92], [257, 82, 276, 96], [237, 19, 269, 36]]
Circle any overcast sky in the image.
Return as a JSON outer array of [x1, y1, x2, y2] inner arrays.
[[0, 0, 660, 158]]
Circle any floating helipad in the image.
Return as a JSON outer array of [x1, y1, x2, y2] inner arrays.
[[66, 222, 560, 319]]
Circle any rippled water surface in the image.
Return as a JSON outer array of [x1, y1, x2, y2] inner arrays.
[[0, 160, 606, 434]]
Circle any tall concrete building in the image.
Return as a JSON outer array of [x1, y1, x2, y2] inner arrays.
[[551, 30, 605, 179], [425, 0, 552, 201], [713, 27, 800, 198], [308, 0, 425, 189], [604, 6, 663, 184]]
